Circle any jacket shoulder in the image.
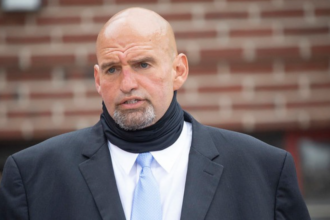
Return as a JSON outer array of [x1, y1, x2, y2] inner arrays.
[[11, 122, 102, 165], [205, 125, 286, 156]]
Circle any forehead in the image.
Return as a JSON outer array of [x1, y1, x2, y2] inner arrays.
[[102, 16, 164, 46], [105, 11, 165, 38], [97, 20, 168, 62], [99, 45, 155, 65]]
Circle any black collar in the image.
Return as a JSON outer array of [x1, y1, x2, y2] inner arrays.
[[100, 92, 184, 153]]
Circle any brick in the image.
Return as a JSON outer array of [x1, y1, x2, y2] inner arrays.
[[311, 82, 330, 89], [59, 0, 103, 5], [171, 0, 212, 2], [41, 0, 48, 6], [115, 0, 157, 3], [62, 34, 97, 43], [8, 110, 52, 118], [261, 9, 304, 18], [311, 45, 330, 56], [227, 0, 270, 1], [205, 11, 249, 19], [309, 120, 330, 130], [200, 48, 243, 62], [285, 60, 329, 72], [0, 0, 329, 137], [161, 13, 192, 21], [287, 101, 330, 109], [33, 128, 76, 138], [255, 84, 299, 91], [0, 56, 19, 67], [31, 55, 76, 66], [0, 13, 26, 26], [93, 15, 113, 24], [0, 131, 22, 140], [6, 36, 51, 44], [284, 27, 329, 36], [315, 8, 330, 16], [6, 68, 52, 81], [229, 62, 273, 74], [0, 92, 16, 101], [198, 85, 242, 93], [232, 103, 274, 110], [29, 91, 74, 99], [189, 64, 217, 75], [64, 109, 101, 116], [175, 30, 217, 39], [182, 105, 219, 111], [88, 54, 97, 64], [253, 121, 298, 132], [256, 47, 300, 58], [178, 50, 188, 57], [66, 69, 86, 79], [68, 66, 94, 79], [230, 28, 273, 37], [205, 122, 242, 131], [36, 17, 81, 25], [86, 91, 99, 97]]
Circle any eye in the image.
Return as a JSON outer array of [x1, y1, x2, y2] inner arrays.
[[140, 62, 149, 68], [107, 67, 116, 74]]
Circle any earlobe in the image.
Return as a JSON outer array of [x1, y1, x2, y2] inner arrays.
[[94, 64, 101, 94], [173, 53, 189, 91]]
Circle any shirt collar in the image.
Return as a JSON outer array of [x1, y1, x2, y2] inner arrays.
[[108, 121, 189, 175]]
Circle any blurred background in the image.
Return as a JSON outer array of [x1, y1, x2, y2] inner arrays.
[[0, 0, 329, 219]]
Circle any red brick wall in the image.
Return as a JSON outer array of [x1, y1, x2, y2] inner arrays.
[[0, 0, 330, 140]]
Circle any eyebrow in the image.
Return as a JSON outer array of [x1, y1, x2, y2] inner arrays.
[[100, 61, 120, 71], [100, 56, 157, 71], [127, 56, 156, 65]]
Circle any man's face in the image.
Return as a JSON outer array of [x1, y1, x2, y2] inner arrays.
[[94, 20, 176, 130]]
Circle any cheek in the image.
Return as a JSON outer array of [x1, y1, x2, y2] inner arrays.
[[144, 76, 171, 98], [145, 77, 174, 108], [153, 65, 174, 88], [99, 80, 117, 111], [100, 75, 119, 94]]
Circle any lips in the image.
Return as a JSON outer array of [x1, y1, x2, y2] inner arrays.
[[118, 97, 146, 109], [120, 97, 144, 105], [124, 99, 139, 104]]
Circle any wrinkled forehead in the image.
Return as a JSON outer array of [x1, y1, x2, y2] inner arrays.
[[99, 12, 167, 48], [96, 9, 177, 63]]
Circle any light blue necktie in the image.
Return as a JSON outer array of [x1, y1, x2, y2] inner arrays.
[[131, 152, 162, 220]]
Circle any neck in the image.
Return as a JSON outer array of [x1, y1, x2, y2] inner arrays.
[[100, 92, 184, 153]]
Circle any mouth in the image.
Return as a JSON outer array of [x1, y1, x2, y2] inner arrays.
[[119, 97, 146, 109], [123, 99, 140, 104]]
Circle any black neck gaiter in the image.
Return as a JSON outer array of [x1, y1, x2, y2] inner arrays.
[[100, 92, 184, 153]]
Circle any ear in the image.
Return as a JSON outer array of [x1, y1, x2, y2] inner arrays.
[[173, 53, 189, 91], [94, 64, 102, 95]]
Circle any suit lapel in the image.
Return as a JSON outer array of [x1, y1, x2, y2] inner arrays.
[[181, 112, 224, 220], [78, 113, 224, 220], [79, 122, 126, 220]]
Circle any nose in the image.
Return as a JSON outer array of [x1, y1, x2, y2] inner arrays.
[[119, 68, 138, 93]]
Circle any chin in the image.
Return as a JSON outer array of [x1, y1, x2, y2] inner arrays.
[[114, 107, 156, 131]]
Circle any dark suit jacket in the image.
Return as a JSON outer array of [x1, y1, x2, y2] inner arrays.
[[0, 112, 310, 220]]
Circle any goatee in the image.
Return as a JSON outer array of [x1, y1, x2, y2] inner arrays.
[[113, 103, 156, 131]]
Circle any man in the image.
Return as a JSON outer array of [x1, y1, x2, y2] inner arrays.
[[0, 7, 310, 220]]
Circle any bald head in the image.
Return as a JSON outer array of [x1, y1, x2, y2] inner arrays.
[[96, 7, 177, 62], [94, 8, 188, 129]]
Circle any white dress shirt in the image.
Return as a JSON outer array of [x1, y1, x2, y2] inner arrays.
[[108, 121, 192, 220]]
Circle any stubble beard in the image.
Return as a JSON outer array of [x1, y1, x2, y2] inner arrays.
[[113, 102, 156, 131]]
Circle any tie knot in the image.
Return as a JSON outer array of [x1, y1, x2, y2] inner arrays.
[[136, 152, 153, 168]]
